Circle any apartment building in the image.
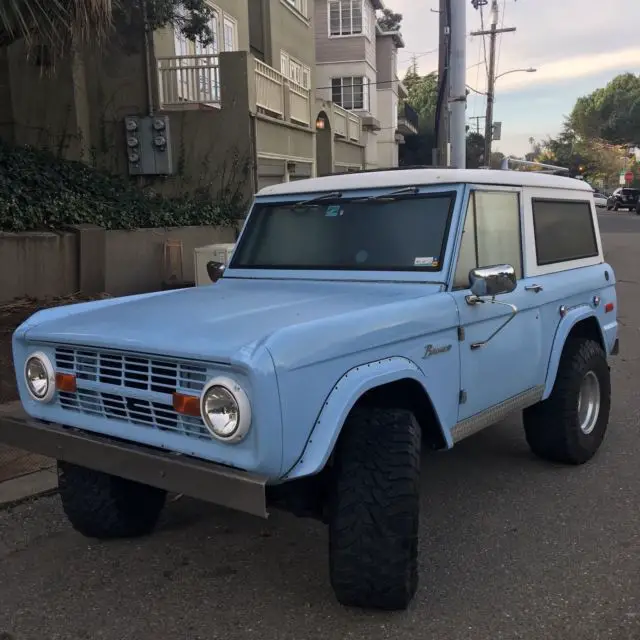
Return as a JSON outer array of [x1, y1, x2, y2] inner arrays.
[[1, 0, 366, 200], [314, 0, 417, 170]]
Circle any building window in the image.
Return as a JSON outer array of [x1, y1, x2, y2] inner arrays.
[[329, 0, 364, 36], [331, 76, 370, 110], [223, 16, 237, 51], [280, 51, 311, 89], [532, 199, 598, 265], [173, 3, 237, 103], [285, 0, 309, 17]]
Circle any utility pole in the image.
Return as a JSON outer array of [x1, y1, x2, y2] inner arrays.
[[471, 0, 516, 166], [449, 0, 467, 168], [434, 0, 450, 167]]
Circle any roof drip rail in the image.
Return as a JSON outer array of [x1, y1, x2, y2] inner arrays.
[[499, 156, 570, 174]]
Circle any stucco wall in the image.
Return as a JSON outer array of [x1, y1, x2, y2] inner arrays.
[[0, 226, 236, 303]]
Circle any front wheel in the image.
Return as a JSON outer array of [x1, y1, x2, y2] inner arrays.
[[523, 338, 610, 465], [58, 462, 167, 539], [328, 407, 421, 611]]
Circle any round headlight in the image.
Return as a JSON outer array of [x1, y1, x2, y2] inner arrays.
[[24, 352, 55, 403], [200, 377, 251, 443]]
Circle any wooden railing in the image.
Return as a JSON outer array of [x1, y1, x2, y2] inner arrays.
[[157, 55, 220, 108], [333, 105, 361, 142], [288, 79, 311, 126], [254, 59, 285, 118]]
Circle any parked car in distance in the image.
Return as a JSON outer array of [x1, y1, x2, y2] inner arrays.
[[593, 191, 608, 208], [0, 168, 619, 612], [606, 187, 640, 211]]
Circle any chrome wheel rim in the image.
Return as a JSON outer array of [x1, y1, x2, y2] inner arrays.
[[578, 371, 601, 435]]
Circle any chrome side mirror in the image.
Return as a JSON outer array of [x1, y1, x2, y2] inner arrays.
[[206, 261, 225, 283], [468, 264, 517, 299]]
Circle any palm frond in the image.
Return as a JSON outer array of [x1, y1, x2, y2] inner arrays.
[[0, 0, 115, 59]]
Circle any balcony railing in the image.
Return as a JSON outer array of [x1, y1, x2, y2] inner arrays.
[[255, 59, 285, 118], [157, 55, 220, 108], [333, 105, 361, 142], [288, 79, 311, 126], [398, 102, 419, 135], [254, 59, 311, 126]]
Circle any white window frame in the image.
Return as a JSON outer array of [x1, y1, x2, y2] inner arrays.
[[328, 0, 365, 37], [522, 187, 604, 277], [173, 2, 238, 103], [280, 50, 311, 89], [331, 76, 370, 110], [283, 0, 309, 19]]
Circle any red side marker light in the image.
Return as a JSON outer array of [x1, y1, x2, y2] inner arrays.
[[173, 393, 201, 417], [605, 302, 614, 313], [55, 372, 77, 393]]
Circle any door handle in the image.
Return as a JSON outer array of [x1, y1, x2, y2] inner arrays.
[[525, 284, 543, 293]]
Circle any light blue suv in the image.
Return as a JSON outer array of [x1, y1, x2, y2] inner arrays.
[[1, 168, 618, 611]]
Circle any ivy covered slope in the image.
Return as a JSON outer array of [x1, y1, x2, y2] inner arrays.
[[0, 143, 236, 232]]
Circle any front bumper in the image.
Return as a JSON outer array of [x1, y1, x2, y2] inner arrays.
[[0, 404, 269, 518]]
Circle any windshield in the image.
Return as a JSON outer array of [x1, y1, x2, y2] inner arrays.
[[230, 191, 455, 271]]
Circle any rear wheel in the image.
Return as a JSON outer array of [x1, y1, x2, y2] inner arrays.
[[523, 338, 610, 465], [328, 407, 421, 611], [58, 462, 167, 539]]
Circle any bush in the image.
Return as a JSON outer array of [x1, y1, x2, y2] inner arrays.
[[0, 142, 240, 232]]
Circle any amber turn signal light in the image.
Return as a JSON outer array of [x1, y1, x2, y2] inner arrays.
[[173, 392, 201, 417], [55, 372, 77, 393]]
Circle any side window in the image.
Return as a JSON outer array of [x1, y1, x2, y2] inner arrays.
[[453, 190, 522, 290], [532, 199, 598, 266]]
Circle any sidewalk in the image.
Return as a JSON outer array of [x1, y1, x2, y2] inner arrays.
[[0, 403, 57, 507]]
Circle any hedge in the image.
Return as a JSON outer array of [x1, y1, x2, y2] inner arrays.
[[0, 142, 238, 232]]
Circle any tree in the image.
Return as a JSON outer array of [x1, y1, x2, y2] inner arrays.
[[400, 69, 438, 166], [466, 132, 485, 168], [0, 0, 216, 64], [377, 7, 402, 31], [569, 73, 640, 146]]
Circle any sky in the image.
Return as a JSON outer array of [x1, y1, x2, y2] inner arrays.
[[392, 0, 640, 157]]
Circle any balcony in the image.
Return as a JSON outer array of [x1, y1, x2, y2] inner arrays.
[[333, 104, 361, 142], [254, 59, 311, 126], [157, 55, 312, 127], [157, 55, 221, 108], [397, 102, 419, 136]]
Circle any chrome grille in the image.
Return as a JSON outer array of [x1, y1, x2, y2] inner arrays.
[[54, 346, 212, 440], [55, 347, 207, 394], [58, 389, 209, 439]]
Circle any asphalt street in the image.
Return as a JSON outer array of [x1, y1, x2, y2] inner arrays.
[[0, 211, 638, 640]]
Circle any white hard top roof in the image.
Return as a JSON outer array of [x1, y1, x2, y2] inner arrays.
[[257, 168, 593, 197]]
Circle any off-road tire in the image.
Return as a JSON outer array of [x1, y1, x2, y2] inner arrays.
[[58, 462, 167, 539], [328, 407, 421, 611], [523, 338, 610, 465]]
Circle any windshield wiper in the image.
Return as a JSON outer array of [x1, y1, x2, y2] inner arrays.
[[292, 191, 343, 207], [352, 186, 420, 202]]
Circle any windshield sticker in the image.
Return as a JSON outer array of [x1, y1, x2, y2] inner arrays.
[[414, 257, 435, 267], [325, 205, 342, 217]]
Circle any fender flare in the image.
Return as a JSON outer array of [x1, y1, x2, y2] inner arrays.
[[542, 306, 606, 400], [283, 356, 448, 480]]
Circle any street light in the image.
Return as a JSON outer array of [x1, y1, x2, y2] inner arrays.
[[494, 67, 537, 82], [485, 67, 537, 165]]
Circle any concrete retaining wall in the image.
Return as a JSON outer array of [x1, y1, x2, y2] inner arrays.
[[0, 225, 237, 303]]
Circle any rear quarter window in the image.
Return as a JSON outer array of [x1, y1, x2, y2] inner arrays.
[[532, 198, 599, 266]]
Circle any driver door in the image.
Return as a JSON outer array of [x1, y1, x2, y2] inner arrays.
[[450, 188, 544, 423]]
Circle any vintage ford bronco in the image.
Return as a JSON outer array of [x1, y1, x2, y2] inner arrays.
[[1, 168, 618, 611]]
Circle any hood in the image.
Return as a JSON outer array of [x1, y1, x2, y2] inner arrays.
[[23, 278, 442, 363]]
